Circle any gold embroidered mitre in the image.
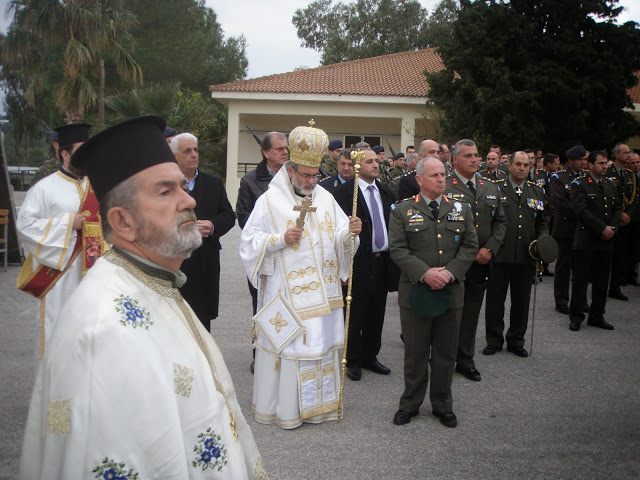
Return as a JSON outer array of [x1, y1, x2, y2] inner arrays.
[[289, 119, 329, 168]]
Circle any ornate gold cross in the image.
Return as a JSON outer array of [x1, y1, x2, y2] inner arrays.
[[293, 196, 317, 228], [269, 312, 288, 333]]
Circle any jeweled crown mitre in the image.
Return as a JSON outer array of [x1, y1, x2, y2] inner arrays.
[[288, 119, 329, 168]]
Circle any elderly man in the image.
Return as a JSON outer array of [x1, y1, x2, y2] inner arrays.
[[319, 147, 355, 193], [240, 122, 361, 429], [17, 123, 104, 360], [484, 152, 548, 358], [20, 116, 265, 479], [170, 133, 235, 331], [447, 140, 506, 382], [390, 157, 478, 428]]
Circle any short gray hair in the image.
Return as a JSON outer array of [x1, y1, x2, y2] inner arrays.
[[170, 132, 198, 153], [353, 141, 370, 149], [100, 176, 138, 242], [406, 152, 420, 169], [451, 139, 475, 158], [612, 142, 628, 156], [415, 156, 441, 176]]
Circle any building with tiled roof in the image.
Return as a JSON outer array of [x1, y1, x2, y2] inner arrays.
[[212, 49, 639, 205]]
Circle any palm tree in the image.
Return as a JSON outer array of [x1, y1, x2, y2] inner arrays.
[[2, 0, 142, 124]]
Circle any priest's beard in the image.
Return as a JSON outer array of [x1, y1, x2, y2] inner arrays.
[[135, 210, 202, 259], [290, 174, 316, 197]]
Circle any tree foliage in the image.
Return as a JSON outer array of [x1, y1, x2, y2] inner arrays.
[[426, 0, 640, 154], [293, 0, 458, 65]]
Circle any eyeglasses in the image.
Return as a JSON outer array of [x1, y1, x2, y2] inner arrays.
[[293, 166, 322, 181]]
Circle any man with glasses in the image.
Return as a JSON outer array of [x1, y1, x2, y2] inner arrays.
[[240, 122, 361, 429]]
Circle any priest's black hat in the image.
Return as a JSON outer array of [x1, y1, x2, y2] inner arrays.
[[55, 123, 90, 147], [71, 116, 177, 202]]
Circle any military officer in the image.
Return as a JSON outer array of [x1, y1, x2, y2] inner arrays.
[[319, 139, 342, 179], [390, 157, 478, 428], [484, 151, 548, 358], [446, 140, 506, 382], [569, 151, 622, 331], [532, 153, 559, 276], [550, 146, 588, 314], [479, 151, 506, 181]]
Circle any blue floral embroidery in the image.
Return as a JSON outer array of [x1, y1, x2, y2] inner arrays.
[[92, 457, 139, 479], [192, 428, 228, 471], [114, 294, 153, 330]]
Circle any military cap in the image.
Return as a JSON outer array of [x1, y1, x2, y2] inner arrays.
[[372, 146, 385, 154], [328, 139, 343, 151], [163, 126, 177, 138], [529, 234, 558, 263], [394, 152, 405, 160], [566, 145, 587, 160]]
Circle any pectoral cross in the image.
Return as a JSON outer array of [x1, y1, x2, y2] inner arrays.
[[293, 196, 316, 228]]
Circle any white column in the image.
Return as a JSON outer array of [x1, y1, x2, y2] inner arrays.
[[226, 103, 240, 208], [400, 115, 416, 151]]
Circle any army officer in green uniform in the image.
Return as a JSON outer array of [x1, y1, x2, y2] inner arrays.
[[390, 157, 478, 428], [568, 150, 622, 331]]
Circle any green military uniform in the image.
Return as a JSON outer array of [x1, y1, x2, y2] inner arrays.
[[446, 173, 506, 374], [387, 166, 404, 200], [478, 167, 506, 182], [484, 179, 548, 352], [319, 154, 338, 179], [569, 174, 621, 327], [389, 193, 478, 414]]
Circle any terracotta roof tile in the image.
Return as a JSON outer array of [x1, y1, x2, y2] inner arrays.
[[629, 72, 640, 105], [209, 48, 443, 97]]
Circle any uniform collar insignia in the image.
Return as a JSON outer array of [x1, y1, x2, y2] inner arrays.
[[452, 178, 458, 185]]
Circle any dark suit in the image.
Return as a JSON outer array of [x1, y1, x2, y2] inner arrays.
[[333, 179, 399, 367], [485, 180, 548, 348], [389, 194, 477, 413], [318, 174, 346, 193], [550, 168, 583, 307], [446, 174, 506, 370], [180, 171, 235, 330], [398, 171, 419, 200], [569, 175, 621, 324]]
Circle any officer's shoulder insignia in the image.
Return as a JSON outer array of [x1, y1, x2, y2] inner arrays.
[[395, 196, 415, 205], [571, 178, 581, 186], [527, 181, 543, 190]]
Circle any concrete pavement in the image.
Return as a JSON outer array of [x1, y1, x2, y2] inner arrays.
[[1, 225, 639, 479]]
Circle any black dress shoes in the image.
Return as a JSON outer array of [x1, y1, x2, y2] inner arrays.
[[393, 409, 418, 425], [506, 345, 529, 357], [482, 345, 502, 355], [608, 289, 629, 301], [587, 319, 614, 330], [432, 410, 457, 428], [346, 364, 362, 381], [542, 268, 554, 277], [569, 322, 581, 331], [455, 366, 481, 382], [555, 304, 570, 314], [363, 358, 391, 375]]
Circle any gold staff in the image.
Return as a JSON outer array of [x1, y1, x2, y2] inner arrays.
[[338, 149, 364, 421]]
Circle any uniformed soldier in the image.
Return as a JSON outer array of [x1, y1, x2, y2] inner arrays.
[[479, 151, 506, 181], [446, 139, 506, 382], [484, 151, 548, 358], [319, 139, 342, 178], [390, 157, 478, 428], [318, 148, 354, 193], [626, 151, 640, 284], [389, 153, 406, 179], [532, 153, 560, 276], [568, 151, 622, 331], [550, 146, 588, 314], [606, 142, 634, 301]]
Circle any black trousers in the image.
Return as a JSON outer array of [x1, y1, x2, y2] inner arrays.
[[570, 249, 612, 324], [456, 277, 486, 369], [485, 263, 535, 348], [611, 225, 631, 289], [553, 236, 574, 307], [346, 253, 388, 366]]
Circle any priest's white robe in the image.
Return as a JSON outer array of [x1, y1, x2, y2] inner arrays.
[[239, 167, 357, 429], [20, 251, 267, 479], [16, 170, 87, 359]]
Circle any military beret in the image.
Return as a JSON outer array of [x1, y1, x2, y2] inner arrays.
[[328, 139, 343, 151], [566, 145, 587, 159], [372, 146, 385, 154], [409, 283, 452, 318], [163, 126, 177, 138], [394, 153, 405, 160], [466, 262, 492, 290]]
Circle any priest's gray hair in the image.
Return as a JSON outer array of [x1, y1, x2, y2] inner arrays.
[[100, 176, 138, 241], [415, 157, 442, 176], [170, 133, 198, 153], [451, 139, 475, 158]]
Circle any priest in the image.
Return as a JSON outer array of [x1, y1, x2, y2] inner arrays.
[[20, 116, 266, 479], [240, 121, 361, 429]]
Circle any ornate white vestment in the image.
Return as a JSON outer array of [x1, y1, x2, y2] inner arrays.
[[239, 167, 357, 428], [16, 171, 87, 359], [20, 251, 267, 479]]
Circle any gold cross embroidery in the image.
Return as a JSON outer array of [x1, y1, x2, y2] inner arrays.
[[269, 312, 288, 333], [318, 212, 335, 242]]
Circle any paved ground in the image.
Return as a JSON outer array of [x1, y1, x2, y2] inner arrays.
[[1, 224, 639, 479]]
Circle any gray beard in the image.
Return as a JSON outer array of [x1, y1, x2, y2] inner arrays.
[[135, 211, 203, 259]]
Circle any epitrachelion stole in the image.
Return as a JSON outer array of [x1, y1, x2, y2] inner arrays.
[[253, 290, 304, 354]]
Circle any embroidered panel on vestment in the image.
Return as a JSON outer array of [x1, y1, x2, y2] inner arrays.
[[47, 399, 71, 434], [192, 427, 228, 472], [173, 363, 194, 398], [113, 294, 153, 329]]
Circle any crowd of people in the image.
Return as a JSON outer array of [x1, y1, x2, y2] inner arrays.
[[13, 115, 638, 477]]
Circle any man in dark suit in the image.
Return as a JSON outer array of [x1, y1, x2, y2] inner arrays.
[[569, 150, 622, 331], [172, 133, 235, 331], [333, 148, 398, 381], [484, 151, 548, 358], [389, 157, 477, 428], [447, 139, 506, 382], [398, 139, 440, 200], [318, 148, 354, 193]]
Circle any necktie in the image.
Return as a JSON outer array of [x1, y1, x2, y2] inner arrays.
[[598, 180, 604, 192], [367, 185, 385, 249], [515, 186, 522, 197], [467, 180, 476, 196], [429, 200, 439, 219]]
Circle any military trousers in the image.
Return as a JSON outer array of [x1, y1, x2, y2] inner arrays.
[[399, 306, 461, 414], [553, 236, 575, 307], [456, 278, 486, 369], [570, 249, 612, 324]]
